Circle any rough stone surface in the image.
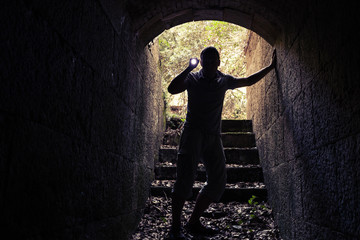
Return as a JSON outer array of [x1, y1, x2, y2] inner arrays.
[[246, 2, 360, 239], [1, 0, 360, 239], [1, 0, 163, 239]]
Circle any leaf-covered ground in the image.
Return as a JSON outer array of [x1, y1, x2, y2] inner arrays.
[[130, 196, 282, 240]]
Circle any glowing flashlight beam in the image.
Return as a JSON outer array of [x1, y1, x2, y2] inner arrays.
[[190, 58, 198, 66]]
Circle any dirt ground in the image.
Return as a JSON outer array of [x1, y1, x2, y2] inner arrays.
[[130, 196, 282, 240]]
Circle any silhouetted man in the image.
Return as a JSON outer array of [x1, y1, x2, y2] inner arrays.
[[167, 46, 276, 239]]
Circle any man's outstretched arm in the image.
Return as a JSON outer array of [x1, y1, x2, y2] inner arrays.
[[232, 49, 276, 88], [168, 58, 199, 94]]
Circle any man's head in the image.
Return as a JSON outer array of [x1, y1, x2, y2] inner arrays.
[[200, 47, 220, 75]]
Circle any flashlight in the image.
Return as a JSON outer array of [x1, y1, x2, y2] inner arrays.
[[190, 58, 198, 66]]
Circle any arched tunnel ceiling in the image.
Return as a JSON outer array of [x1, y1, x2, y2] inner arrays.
[[125, 0, 285, 46]]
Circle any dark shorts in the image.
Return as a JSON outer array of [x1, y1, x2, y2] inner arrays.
[[172, 127, 227, 201]]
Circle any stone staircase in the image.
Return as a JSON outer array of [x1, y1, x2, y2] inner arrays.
[[151, 120, 267, 202]]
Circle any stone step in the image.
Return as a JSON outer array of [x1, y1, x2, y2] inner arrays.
[[159, 147, 260, 165], [224, 148, 260, 165], [150, 184, 267, 202], [221, 132, 256, 148], [162, 120, 256, 147], [221, 119, 253, 133], [154, 120, 267, 203], [154, 164, 264, 183]]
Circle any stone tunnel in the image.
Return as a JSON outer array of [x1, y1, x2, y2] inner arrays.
[[1, 0, 359, 239]]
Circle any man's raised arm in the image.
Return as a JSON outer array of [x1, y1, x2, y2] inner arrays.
[[232, 49, 277, 88], [168, 58, 199, 94]]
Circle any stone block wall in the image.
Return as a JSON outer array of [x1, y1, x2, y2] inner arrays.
[[0, 0, 163, 239], [246, 2, 360, 239]]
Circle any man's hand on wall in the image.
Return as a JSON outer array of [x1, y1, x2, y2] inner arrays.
[[270, 49, 277, 68]]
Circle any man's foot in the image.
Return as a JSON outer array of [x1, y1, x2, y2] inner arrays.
[[165, 227, 187, 240], [184, 221, 219, 236]]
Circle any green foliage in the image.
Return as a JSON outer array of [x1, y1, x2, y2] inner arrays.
[[248, 195, 258, 205], [160, 216, 167, 223], [158, 21, 249, 119], [247, 195, 270, 221]]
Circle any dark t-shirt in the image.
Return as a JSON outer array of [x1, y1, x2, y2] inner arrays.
[[184, 69, 238, 134]]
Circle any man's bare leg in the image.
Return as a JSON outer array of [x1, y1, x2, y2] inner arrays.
[[185, 193, 218, 235], [187, 192, 212, 225], [171, 193, 186, 231]]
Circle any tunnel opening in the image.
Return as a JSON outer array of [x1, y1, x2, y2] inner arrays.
[[132, 15, 279, 239], [130, 4, 281, 122]]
